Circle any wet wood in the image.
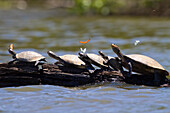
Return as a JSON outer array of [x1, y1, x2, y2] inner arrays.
[[0, 62, 169, 87]]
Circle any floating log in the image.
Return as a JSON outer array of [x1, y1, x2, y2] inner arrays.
[[0, 62, 169, 87]]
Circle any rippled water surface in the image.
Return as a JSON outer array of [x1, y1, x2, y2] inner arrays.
[[0, 10, 170, 113]]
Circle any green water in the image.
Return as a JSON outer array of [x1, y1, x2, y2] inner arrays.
[[0, 10, 170, 113]]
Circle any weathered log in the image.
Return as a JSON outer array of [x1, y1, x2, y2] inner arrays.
[[0, 62, 169, 87], [0, 62, 124, 87]]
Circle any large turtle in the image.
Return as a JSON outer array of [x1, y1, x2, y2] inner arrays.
[[111, 44, 169, 85], [8, 44, 46, 66]]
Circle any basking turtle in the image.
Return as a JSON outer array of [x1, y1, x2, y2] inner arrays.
[[47, 51, 93, 69], [78, 53, 110, 70], [111, 44, 169, 85], [98, 51, 123, 72], [8, 44, 46, 66]]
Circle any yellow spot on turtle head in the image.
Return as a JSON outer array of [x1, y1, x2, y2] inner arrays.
[[10, 44, 13, 50], [111, 44, 119, 48]]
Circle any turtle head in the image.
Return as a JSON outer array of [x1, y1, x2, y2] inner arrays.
[[8, 44, 16, 59], [78, 52, 86, 60], [111, 44, 125, 62], [78, 52, 89, 62], [111, 44, 120, 55], [47, 50, 60, 60]]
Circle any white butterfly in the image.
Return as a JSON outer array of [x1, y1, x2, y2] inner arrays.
[[134, 40, 140, 46], [80, 48, 86, 53]]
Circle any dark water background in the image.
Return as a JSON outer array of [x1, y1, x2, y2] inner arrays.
[[0, 10, 170, 113]]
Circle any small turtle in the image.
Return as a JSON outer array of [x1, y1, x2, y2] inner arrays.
[[8, 44, 46, 66], [111, 44, 169, 85], [98, 51, 123, 72], [47, 51, 94, 70], [78, 53, 110, 70]]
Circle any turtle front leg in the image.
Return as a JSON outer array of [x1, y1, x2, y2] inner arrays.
[[128, 62, 132, 77], [154, 70, 160, 86], [35, 60, 45, 74], [8, 59, 17, 64], [35, 60, 40, 66], [118, 62, 124, 73]]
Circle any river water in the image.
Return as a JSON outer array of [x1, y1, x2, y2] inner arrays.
[[0, 10, 170, 113]]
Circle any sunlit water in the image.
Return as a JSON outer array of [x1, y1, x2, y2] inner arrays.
[[0, 10, 170, 113]]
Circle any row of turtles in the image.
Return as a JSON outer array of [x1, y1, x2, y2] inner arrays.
[[8, 44, 169, 85]]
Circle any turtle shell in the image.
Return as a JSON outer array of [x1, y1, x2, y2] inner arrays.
[[16, 51, 45, 62], [59, 54, 85, 68], [123, 54, 169, 75], [86, 53, 107, 68]]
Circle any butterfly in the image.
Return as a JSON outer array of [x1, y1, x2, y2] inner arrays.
[[80, 39, 90, 44], [80, 48, 86, 53], [134, 40, 140, 46]]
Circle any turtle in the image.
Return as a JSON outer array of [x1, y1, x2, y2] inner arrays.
[[47, 51, 94, 71], [78, 52, 110, 70], [8, 44, 46, 66], [98, 51, 123, 72], [111, 44, 169, 85]]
